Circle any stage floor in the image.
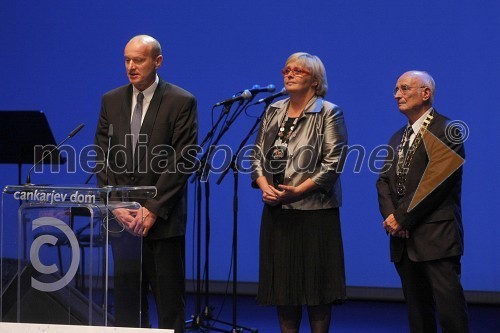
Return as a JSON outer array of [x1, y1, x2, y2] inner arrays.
[[181, 293, 499, 332]]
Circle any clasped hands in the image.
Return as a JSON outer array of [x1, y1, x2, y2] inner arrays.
[[382, 213, 409, 238], [112, 207, 157, 237], [262, 184, 301, 206]]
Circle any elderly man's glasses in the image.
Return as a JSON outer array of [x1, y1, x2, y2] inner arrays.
[[281, 66, 311, 77], [393, 85, 427, 96]]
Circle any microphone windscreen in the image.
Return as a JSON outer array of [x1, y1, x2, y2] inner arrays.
[[108, 124, 114, 137]]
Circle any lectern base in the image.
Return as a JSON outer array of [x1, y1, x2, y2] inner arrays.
[[0, 322, 173, 333], [2, 260, 108, 325]]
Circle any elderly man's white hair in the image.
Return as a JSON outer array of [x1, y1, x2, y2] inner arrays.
[[405, 70, 436, 103]]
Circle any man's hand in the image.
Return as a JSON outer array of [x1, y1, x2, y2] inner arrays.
[[112, 208, 139, 235], [112, 207, 157, 237], [382, 213, 409, 238], [139, 207, 157, 237]]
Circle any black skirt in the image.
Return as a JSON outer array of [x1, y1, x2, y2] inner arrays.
[[257, 205, 346, 306]]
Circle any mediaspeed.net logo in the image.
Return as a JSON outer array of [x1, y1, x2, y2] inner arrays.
[[408, 120, 468, 212]]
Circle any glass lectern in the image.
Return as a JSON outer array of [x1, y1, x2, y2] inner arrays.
[[1, 184, 156, 327]]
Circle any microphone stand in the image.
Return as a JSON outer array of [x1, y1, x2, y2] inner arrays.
[[21, 122, 84, 261], [187, 99, 259, 333], [83, 123, 113, 185], [25, 123, 84, 185], [215, 102, 270, 333], [187, 103, 237, 333]]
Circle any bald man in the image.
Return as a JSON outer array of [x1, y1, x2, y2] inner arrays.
[[376, 71, 469, 333], [95, 35, 198, 332]]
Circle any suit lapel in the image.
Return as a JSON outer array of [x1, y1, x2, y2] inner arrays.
[[119, 85, 134, 171], [263, 106, 284, 150]]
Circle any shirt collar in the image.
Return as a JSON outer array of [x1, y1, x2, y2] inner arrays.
[[132, 74, 159, 101], [409, 107, 433, 133]]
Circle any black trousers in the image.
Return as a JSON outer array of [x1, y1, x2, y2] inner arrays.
[[111, 233, 185, 332], [395, 248, 469, 333]]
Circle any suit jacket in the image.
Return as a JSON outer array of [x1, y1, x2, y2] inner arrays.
[[250, 96, 348, 210], [94, 77, 198, 239], [376, 109, 465, 262]]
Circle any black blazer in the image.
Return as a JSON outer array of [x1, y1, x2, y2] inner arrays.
[[95, 78, 198, 239], [376, 110, 465, 262]]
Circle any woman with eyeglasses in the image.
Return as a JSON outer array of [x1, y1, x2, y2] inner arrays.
[[250, 52, 348, 333]]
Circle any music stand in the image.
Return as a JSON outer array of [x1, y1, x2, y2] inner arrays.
[[0, 111, 66, 185], [0, 110, 66, 260]]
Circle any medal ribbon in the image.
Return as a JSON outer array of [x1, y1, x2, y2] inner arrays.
[[395, 110, 434, 196]]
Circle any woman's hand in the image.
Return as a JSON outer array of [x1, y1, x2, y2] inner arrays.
[[262, 184, 282, 206], [271, 184, 303, 203], [271, 178, 319, 204], [256, 176, 281, 206]]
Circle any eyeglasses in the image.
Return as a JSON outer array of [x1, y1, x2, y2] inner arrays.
[[393, 85, 427, 96], [281, 66, 311, 77]]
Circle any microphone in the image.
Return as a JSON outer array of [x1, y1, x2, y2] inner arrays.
[[105, 124, 114, 186], [107, 123, 114, 138], [68, 123, 85, 137], [25, 123, 85, 184], [248, 84, 276, 95], [255, 87, 288, 105], [214, 90, 253, 107]]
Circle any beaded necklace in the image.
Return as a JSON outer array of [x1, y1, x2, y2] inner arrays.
[[276, 115, 299, 146]]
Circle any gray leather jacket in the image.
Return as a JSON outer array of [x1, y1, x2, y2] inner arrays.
[[250, 96, 348, 210]]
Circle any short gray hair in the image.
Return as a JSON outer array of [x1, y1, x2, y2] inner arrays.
[[285, 52, 328, 97]]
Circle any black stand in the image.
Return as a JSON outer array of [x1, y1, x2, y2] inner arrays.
[[186, 101, 257, 333], [0, 110, 65, 258], [186, 104, 234, 333], [0, 111, 65, 184], [215, 102, 269, 332]]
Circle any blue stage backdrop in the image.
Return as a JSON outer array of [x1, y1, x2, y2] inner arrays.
[[1, 0, 499, 292]]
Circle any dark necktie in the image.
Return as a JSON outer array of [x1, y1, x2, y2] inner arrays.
[[402, 126, 414, 156], [131, 92, 144, 154]]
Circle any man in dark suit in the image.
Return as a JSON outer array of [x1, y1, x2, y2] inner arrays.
[[376, 70, 469, 333], [94, 35, 198, 332]]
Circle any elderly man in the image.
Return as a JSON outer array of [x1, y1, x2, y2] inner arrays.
[[376, 70, 469, 333]]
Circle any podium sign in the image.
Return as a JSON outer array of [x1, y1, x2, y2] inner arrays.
[[1, 185, 156, 327]]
